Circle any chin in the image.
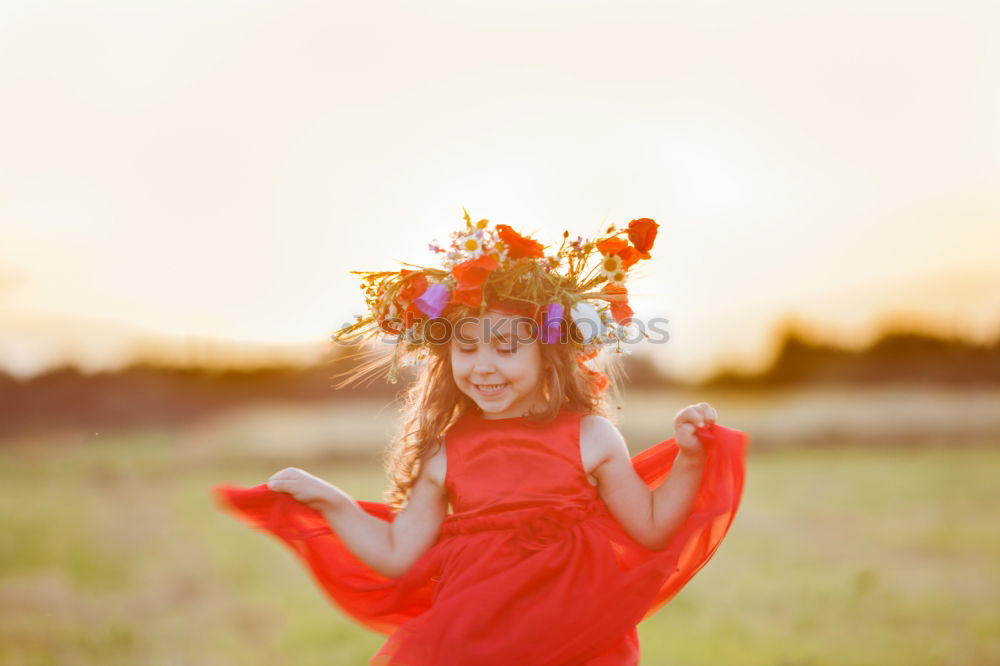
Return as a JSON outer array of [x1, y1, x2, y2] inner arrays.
[[472, 397, 511, 413]]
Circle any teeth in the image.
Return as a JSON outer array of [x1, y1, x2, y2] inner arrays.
[[476, 383, 506, 391]]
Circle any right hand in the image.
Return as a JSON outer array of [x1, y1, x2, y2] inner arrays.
[[266, 467, 348, 512], [673, 402, 717, 458]]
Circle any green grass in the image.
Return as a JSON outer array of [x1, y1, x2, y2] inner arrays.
[[1, 425, 998, 665]]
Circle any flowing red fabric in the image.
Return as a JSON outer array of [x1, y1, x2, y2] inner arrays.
[[212, 409, 748, 665]]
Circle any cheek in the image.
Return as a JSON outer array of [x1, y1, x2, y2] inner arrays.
[[513, 350, 544, 384], [449, 351, 467, 378]]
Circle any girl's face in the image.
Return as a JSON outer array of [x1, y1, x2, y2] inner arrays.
[[450, 311, 545, 419]]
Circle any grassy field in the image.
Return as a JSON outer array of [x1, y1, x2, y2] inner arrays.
[[1, 393, 999, 665]]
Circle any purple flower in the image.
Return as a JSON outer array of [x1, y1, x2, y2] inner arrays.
[[413, 283, 450, 318], [539, 302, 563, 344]]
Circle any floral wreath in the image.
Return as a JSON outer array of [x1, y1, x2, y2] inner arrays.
[[332, 208, 660, 384]]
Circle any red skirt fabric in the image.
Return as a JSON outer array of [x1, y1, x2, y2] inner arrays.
[[212, 418, 748, 665]]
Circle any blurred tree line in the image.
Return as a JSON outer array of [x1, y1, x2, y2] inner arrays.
[[0, 327, 997, 438]]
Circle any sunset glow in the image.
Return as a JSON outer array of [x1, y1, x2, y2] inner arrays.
[[2, 1, 998, 382]]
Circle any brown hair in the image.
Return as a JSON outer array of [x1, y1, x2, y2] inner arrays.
[[366, 305, 623, 513]]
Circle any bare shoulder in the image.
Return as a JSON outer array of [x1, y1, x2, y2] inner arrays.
[[579, 414, 627, 485], [580, 414, 658, 549]]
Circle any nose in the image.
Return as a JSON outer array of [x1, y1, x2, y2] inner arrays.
[[472, 361, 495, 376], [471, 350, 496, 377]]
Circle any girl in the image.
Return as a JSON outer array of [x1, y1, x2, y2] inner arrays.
[[213, 213, 748, 665]]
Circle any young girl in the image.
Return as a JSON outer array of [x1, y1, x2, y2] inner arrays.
[[213, 212, 748, 665]]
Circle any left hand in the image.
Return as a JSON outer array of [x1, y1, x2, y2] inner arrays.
[[266, 467, 348, 512], [673, 402, 717, 458]]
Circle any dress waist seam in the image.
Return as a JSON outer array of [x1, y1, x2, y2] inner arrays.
[[439, 500, 603, 538]]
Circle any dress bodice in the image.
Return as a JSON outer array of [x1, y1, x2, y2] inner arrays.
[[440, 408, 601, 537]]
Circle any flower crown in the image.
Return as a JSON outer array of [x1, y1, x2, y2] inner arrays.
[[332, 208, 660, 383]]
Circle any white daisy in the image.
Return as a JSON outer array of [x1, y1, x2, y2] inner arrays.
[[455, 230, 485, 259], [601, 253, 624, 283]]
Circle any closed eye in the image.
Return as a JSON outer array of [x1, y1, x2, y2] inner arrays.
[[455, 344, 516, 354]]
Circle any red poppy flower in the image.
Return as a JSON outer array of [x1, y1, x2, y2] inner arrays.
[[378, 270, 431, 332], [617, 245, 641, 270], [596, 236, 628, 256], [601, 283, 634, 324], [450, 255, 499, 308], [496, 224, 545, 259], [377, 313, 403, 335], [397, 270, 428, 303], [627, 218, 658, 258], [401, 303, 423, 329]]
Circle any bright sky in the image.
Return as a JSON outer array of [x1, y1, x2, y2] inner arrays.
[[1, 0, 998, 382]]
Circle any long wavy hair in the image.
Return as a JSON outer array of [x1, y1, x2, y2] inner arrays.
[[358, 305, 624, 513]]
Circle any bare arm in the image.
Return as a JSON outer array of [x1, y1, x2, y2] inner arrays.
[[649, 446, 706, 550], [586, 415, 706, 551], [319, 448, 449, 578]]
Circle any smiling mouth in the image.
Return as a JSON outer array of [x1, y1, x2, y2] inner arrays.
[[474, 383, 509, 396]]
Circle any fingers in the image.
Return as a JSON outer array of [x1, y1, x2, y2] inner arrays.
[[676, 423, 696, 434], [269, 467, 306, 481], [674, 423, 699, 449], [265, 468, 333, 510], [675, 402, 718, 428], [699, 402, 718, 426], [267, 467, 305, 491]]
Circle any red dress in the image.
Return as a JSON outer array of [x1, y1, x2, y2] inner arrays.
[[212, 409, 748, 665]]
